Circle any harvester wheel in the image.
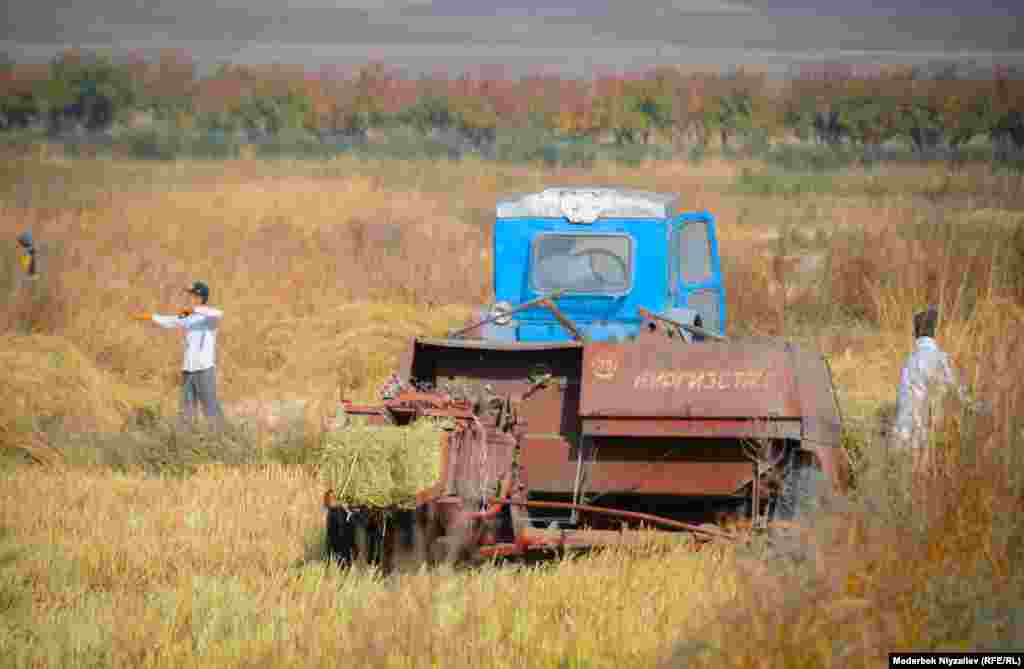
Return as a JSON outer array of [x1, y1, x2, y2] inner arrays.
[[327, 507, 433, 573], [430, 529, 474, 566], [326, 506, 362, 565], [326, 507, 385, 567], [773, 456, 827, 522]]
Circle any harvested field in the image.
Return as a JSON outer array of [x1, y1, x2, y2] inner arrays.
[[1, 154, 1023, 667]]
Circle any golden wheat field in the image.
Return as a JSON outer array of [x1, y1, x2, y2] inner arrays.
[[1, 151, 1023, 668]]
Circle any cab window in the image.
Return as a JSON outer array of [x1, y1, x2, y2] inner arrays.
[[531, 234, 632, 295], [679, 221, 712, 283]]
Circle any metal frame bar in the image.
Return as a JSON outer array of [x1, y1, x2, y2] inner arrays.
[[474, 497, 735, 540], [539, 298, 584, 341], [637, 306, 727, 342], [448, 290, 567, 339]]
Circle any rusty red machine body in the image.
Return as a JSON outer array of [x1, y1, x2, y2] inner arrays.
[[327, 312, 847, 563], [324, 188, 847, 564]]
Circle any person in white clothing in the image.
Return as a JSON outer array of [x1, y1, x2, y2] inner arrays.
[[133, 281, 224, 426], [891, 306, 966, 470]]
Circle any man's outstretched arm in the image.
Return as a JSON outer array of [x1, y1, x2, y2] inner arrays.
[[146, 307, 223, 330]]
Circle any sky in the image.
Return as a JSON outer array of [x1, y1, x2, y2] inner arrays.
[[2, 0, 1021, 76]]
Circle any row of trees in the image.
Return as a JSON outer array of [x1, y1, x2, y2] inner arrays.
[[783, 70, 1024, 159], [1, 49, 1022, 158]]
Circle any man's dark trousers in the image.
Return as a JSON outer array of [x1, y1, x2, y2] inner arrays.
[[181, 367, 224, 426]]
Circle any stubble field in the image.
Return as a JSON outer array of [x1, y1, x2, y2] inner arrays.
[[1, 151, 1023, 667]]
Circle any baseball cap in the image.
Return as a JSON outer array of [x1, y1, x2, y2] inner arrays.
[[185, 281, 210, 300]]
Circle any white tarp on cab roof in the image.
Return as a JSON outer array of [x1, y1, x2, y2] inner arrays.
[[496, 187, 679, 221]]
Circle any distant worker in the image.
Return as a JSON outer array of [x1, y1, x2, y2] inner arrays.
[[133, 281, 225, 427], [891, 306, 967, 470], [16, 231, 37, 279]]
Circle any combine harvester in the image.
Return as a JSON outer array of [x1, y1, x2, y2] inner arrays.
[[325, 187, 848, 567]]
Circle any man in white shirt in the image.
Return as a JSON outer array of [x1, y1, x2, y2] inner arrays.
[[134, 281, 224, 427], [891, 306, 967, 470]]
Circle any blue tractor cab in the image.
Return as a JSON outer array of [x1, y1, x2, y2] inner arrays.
[[466, 187, 726, 344]]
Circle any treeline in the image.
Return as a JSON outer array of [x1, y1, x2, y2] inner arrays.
[[1, 49, 1022, 163]]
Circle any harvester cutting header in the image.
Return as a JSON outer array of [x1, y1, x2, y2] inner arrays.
[[325, 187, 847, 567]]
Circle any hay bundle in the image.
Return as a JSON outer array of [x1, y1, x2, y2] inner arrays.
[[318, 414, 451, 509]]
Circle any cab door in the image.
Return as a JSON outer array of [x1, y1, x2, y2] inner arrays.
[[672, 212, 727, 336]]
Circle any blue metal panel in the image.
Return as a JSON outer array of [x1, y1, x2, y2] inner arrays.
[[584, 321, 639, 343], [493, 218, 533, 306], [518, 320, 640, 343], [478, 321, 520, 343]]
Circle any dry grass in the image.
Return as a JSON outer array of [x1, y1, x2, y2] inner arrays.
[[0, 334, 156, 463], [1, 153, 1023, 666], [0, 154, 756, 419], [661, 310, 1024, 668], [0, 464, 736, 669]]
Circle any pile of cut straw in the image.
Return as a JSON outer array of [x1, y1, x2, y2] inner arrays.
[[0, 334, 148, 461]]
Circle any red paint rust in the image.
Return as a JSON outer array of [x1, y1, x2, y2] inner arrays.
[[476, 544, 525, 558], [581, 417, 802, 440], [580, 339, 802, 419], [519, 436, 755, 495]]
